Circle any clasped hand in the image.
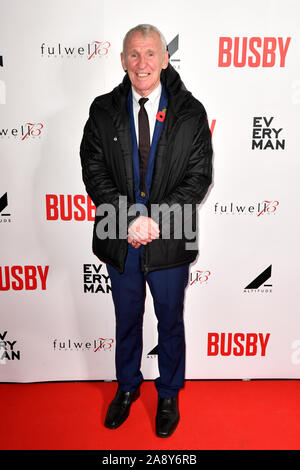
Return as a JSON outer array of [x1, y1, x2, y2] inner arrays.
[[127, 216, 160, 249]]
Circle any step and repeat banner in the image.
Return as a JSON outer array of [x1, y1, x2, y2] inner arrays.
[[1, 0, 300, 382]]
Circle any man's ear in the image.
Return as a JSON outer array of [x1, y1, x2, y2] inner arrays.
[[162, 50, 169, 70], [120, 52, 127, 72]]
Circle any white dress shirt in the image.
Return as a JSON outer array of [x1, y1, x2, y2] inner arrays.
[[132, 82, 162, 145]]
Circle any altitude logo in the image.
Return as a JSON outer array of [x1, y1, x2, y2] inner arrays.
[[0, 193, 11, 223], [252, 117, 285, 150], [46, 194, 96, 221], [244, 265, 272, 294], [83, 264, 111, 294], [207, 332, 270, 356], [0, 123, 44, 140], [214, 200, 279, 216], [218, 37, 291, 67], [0, 330, 21, 364], [0, 265, 49, 291], [0, 54, 5, 104], [168, 34, 180, 70], [53, 337, 114, 352], [190, 269, 211, 287], [147, 345, 158, 358], [41, 41, 111, 59]]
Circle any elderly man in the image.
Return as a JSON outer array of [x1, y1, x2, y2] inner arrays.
[[80, 24, 212, 437]]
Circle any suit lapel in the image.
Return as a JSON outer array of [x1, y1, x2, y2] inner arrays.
[[146, 85, 168, 201], [149, 92, 180, 203]]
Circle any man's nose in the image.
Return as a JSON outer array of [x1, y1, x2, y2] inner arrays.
[[137, 55, 147, 68]]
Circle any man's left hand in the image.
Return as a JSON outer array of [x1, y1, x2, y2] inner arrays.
[[127, 235, 141, 249]]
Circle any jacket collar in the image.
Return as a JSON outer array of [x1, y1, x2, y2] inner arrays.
[[108, 64, 194, 203], [112, 63, 191, 116]]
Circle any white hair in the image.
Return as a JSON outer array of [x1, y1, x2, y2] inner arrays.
[[122, 24, 167, 56]]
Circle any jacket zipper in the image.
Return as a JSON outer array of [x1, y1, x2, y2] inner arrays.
[[141, 114, 190, 274]]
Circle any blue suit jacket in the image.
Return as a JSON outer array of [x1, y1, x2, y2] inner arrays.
[[127, 84, 168, 214]]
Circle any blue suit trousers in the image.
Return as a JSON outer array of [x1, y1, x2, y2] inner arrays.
[[106, 244, 189, 398]]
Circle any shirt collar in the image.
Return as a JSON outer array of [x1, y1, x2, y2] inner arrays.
[[132, 81, 162, 106]]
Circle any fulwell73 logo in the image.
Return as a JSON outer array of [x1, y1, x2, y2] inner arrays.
[[214, 200, 279, 216], [41, 41, 111, 59], [0, 123, 44, 140], [53, 337, 114, 352], [190, 270, 211, 286]]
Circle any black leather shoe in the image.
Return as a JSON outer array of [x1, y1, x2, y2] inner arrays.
[[155, 395, 179, 438], [104, 387, 140, 429]]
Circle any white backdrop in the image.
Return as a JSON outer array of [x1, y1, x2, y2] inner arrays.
[[1, 0, 300, 382]]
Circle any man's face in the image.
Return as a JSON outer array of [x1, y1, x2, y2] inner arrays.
[[121, 31, 169, 97]]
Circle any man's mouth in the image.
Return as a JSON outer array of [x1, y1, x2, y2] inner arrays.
[[136, 73, 150, 77]]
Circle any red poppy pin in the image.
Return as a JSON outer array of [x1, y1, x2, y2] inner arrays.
[[156, 107, 167, 122]]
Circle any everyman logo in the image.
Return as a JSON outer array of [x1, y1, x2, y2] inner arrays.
[[252, 117, 285, 150], [41, 41, 111, 59], [0, 331, 21, 364], [83, 264, 111, 294]]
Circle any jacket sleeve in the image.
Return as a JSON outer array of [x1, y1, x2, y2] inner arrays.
[[80, 101, 121, 208], [79, 101, 139, 233], [151, 112, 213, 234]]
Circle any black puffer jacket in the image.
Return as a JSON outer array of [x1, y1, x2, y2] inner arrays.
[[80, 64, 212, 273]]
